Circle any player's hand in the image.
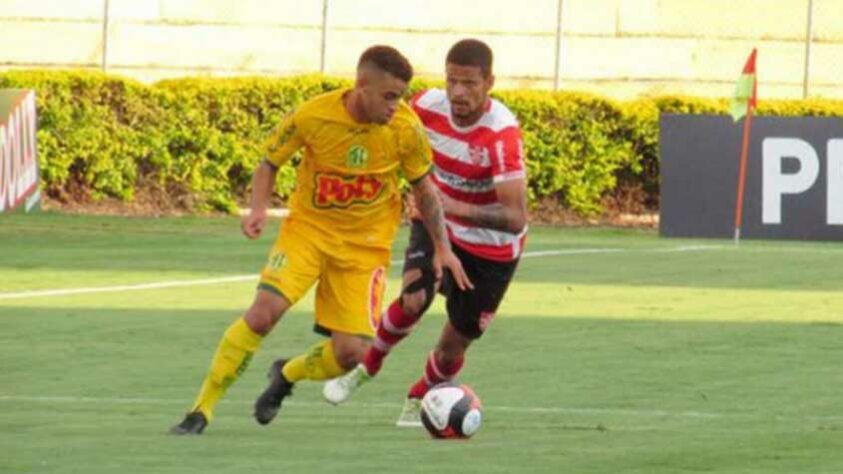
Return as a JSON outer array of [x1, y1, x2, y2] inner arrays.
[[433, 245, 474, 291], [404, 194, 421, 220], [241, 208, 268, 239]]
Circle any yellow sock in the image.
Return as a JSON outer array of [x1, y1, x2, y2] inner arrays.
[[191, 317, 263, 421], [281, 339, 346, 383]]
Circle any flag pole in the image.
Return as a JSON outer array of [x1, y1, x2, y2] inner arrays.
[[731, 48, 757, 246], [733, 104, 754, 245]]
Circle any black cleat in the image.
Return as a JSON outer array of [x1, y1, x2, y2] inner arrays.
[[170, 411, 208, 435], [254, 358, 294, 425]]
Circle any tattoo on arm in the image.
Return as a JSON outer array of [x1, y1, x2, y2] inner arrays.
[[463, 204, 514, 231], [454, 179, 528, 233], [415, 180, 448, 248]]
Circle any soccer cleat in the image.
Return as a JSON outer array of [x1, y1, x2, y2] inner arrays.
[[170, 411, 208, 435], [322, 363, 372, 405], [395, 397, 423, 427], [253, 358, 294, 425]]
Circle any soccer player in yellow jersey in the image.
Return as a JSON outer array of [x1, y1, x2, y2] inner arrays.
[[171, 45, 472, 434]]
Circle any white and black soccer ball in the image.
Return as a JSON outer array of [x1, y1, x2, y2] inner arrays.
[[420, 381, 483, 439]]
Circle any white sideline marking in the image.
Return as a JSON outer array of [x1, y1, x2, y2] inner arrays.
[[0, 245, 721, 301], [0, 275, 257, 300], [237, 208, 290, 218], [0, 394, 838, 422]]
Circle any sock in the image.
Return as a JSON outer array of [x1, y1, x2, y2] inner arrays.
[[407, 351, 465, 399], [191, 317, 262, 421], [363, 300, 421, 376], [281, 339, 346, 383]]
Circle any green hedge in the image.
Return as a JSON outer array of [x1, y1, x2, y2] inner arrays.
[[3, 70, 843, 215]]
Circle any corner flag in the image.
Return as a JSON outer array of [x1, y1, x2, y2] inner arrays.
[[732, 48, 758, 244], [730, 49, 758, 122]]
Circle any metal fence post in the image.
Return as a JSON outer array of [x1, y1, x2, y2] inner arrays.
[[802, 0, 814, 99], [320, 0, 329, 74], [553, 0, 564, 91], [101, 0, 110, 73]]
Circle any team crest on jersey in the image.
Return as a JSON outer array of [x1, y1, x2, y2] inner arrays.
[[468, 145, 487, 166], [313, 173, 385, 208], [346, 145, 369, 168]]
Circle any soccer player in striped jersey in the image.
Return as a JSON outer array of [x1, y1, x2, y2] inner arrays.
[[324, 39, 528, 426]]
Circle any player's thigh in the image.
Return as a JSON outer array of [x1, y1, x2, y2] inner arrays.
[[314, 253, 389, 338], [445, 252, 518, 340], [258, 221, 323, 306]]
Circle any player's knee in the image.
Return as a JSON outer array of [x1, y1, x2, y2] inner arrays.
[[400, 278, 435, 316], [244, 303, 282, 335], [243, 309, 271, 335], [246, 290, 290, 334], [400, 289, 429, 316]]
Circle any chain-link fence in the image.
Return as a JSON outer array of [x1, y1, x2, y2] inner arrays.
[[1, 0, 840, 99]]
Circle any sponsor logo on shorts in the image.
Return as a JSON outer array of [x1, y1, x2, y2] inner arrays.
[[313, 172, 385, 208], [368, 267, 386, 330], [478, 311, 496, 332], [266, 252, 287, 272]]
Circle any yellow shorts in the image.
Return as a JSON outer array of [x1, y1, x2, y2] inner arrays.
[[258, 218, 389, 338]]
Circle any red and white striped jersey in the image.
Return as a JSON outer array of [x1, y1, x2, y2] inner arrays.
[[411, 89, 528, 262]]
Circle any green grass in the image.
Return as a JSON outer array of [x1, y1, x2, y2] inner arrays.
[[2, 212, 843, 473]]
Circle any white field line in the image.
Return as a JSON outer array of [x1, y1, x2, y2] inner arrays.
[[0, 245, 722, 301], [0, 393, 839, 422], [0, 275, 258, 300]]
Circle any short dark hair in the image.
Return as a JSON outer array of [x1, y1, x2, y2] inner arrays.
[[357, 45, 413, 83], [446, 39, 493, 78]]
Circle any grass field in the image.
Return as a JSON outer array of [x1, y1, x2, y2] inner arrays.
[[2, 212, 843, 473]]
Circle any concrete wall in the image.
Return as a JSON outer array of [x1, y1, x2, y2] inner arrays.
[[1, 0, 840, 99]]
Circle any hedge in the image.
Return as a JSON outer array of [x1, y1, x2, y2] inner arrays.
[[2, 70, 843, 215]]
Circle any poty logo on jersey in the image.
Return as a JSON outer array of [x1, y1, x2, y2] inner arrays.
[[346, 145, 369, 168], [314, 173, 385, 208]]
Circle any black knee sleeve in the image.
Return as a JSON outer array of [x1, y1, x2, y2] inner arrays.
[[401, 266, 437, 315]]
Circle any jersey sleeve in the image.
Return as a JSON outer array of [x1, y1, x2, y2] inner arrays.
[[409, 90, 427, 112], [263, 110, 304, 167], [490, 127, 526, 183], [400, 118, 433, 184]]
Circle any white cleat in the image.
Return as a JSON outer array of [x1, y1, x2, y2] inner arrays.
[[323, 363, 371, 405], [395, 397, 423, 427]]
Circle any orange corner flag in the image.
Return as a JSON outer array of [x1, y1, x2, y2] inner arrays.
[[730, 49, 758, 122]]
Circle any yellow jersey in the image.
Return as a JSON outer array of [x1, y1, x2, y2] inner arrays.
[[264, 88, 432, 250]]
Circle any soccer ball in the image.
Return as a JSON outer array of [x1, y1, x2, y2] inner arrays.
[[420, 381, 483, 439]]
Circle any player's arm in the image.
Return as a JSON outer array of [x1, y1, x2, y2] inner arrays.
[[242, 111, 303, 239], [242, 160, 278, 239], [441, 178, 528, 234], [443, 128, 528, 234], [411, 175, 473, 290]]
